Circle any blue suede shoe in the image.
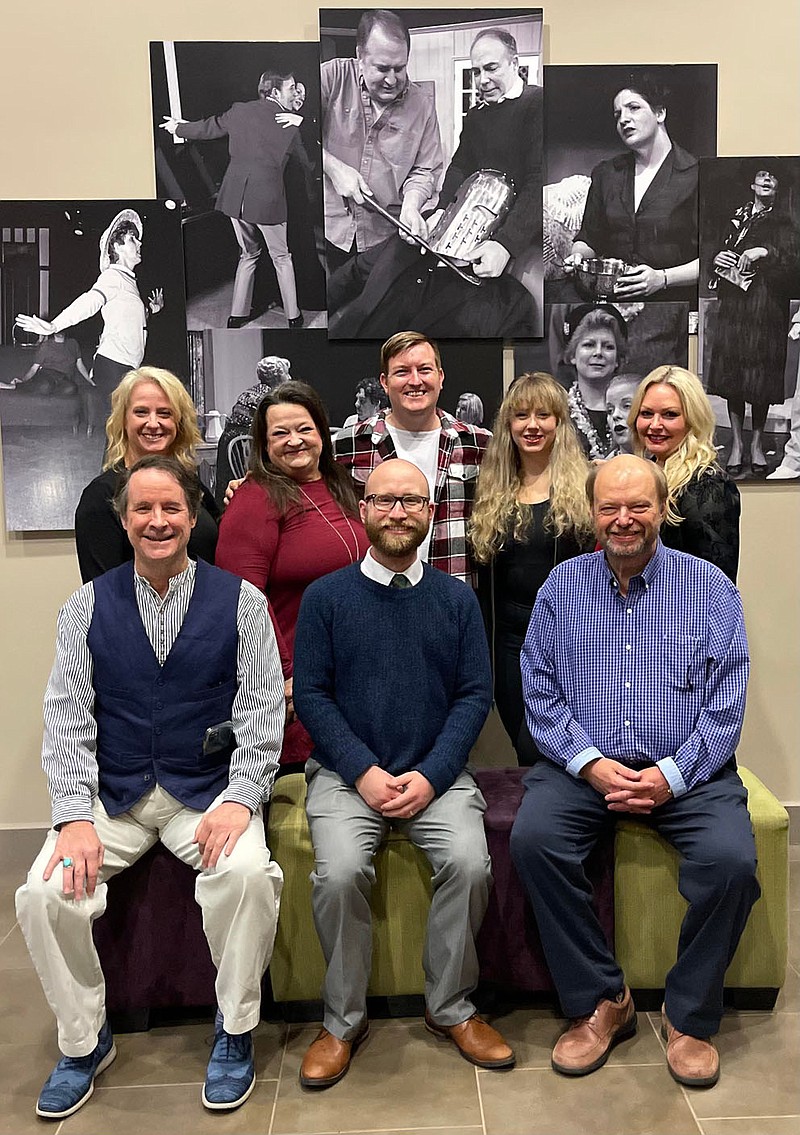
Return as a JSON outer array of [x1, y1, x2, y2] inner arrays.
[[36, 1020, 116, 1118], [202, 1011, 255, 1111]]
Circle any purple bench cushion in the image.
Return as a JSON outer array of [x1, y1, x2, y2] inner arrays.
[[475, 767, 615, 992]]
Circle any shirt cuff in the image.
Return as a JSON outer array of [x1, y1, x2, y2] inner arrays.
[[566, 746, 605, 778], [52, 794, 95, 827], [655, 758, 687, 798], [222, 780, 264, 814]]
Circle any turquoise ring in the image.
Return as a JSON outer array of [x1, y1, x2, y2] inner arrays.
[[62, 857, 73, 868]]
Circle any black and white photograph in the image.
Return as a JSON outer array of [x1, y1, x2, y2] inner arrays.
[[151, 40, 326, 331], [699, 156, 800, 481], [320, 7, 544, 338], [0, 199, 187, 531], [543, 64, 717, 311], [513, 301, 690, 460], [187, 328, 504, 502]]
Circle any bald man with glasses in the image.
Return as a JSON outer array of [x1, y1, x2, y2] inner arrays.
[[292, 457, 514, 1088]]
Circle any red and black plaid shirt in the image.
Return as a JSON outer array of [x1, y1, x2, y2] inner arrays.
[[333, 410, 491, 585]]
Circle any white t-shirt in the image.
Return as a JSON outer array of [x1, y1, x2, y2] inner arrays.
[[385, 423, 439, 562]]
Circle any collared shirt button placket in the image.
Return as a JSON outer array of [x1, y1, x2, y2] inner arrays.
[[622, 599, 634, 735]]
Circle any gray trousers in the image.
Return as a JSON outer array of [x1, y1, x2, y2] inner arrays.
[[305, 764, 491, 1040], [230, 217, 299, 320]]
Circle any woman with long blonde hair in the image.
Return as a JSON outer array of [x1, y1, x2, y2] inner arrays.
[[470, 373, 594, 763], [630, 365, 740, 581], [74, 366, 219, 581]]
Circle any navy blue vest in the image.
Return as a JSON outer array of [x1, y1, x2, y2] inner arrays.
[[88, 559, 241, 815]]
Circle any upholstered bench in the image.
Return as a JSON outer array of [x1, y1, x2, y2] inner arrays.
[[93, 764, 787, 1023], [93, 842, 216, 1023], [266, 768, 615, 1001]]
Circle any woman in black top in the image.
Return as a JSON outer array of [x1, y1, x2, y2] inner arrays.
[[470, 373, 594, 763], [706, 165, 800, 475], [74, 366, 218, 582], [630, 366, 740, 582]]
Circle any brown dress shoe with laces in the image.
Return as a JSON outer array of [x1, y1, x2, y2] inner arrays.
[[661, 1007, 719, 1087], [551, 987, 636, 1075], [424, 1011, 515, 1068], [299, 1021, 369, 1089]]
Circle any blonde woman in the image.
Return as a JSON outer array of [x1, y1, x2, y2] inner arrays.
[[470, 373, 594, 763], [630, 365, 740, 582], [74, 366, 219, 582], [563, 304, 628, 460]]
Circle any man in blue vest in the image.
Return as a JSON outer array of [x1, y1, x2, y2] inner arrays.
[[16, 455, 285, 1119]]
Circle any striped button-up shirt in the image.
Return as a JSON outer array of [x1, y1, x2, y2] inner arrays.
[[333, 410, 491, 585], [43, 561, 284, 827], [521, 542, 749, 797]]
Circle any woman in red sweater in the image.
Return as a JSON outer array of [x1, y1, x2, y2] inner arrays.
[[216, 381, 369, 768]]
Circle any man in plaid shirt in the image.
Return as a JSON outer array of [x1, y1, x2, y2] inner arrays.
[[333, 331, 491, 585]]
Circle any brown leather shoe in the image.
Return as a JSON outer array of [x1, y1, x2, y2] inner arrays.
[[661, 1007, 719, 1087], [552, 987, 636, 1076], [299, 1021, 369, 1089], [424, 1011, 515, 1068]]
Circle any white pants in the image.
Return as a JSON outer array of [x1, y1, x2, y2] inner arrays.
[[230, 217, 299, 320], [777, 367, 800, 472], [15, 786, 283, 1057]]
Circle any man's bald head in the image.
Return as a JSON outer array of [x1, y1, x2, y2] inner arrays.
[[365, 457, 429, 499], [587, 454, 667, 510]]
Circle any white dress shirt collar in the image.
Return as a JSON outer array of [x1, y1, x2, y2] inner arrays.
[[360, 548, 424, 587]]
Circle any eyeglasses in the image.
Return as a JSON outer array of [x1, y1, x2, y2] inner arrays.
[[364, 493, 429, 513]]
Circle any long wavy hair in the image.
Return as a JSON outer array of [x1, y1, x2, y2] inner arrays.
[[104, 367, 201, 472], [628, 366, 721, 525], [469, 373, 593, 564], [249, 381, 359, 516]]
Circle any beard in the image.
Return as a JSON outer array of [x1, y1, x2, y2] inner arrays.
[[600, 529, 658, 560], [365, 514, 428, 559]]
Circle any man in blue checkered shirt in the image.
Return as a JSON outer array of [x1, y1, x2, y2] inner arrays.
[[511, 454, 759, 1089]]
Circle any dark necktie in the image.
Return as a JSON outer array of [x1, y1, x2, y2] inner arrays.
[[389, 573, 411, 589]]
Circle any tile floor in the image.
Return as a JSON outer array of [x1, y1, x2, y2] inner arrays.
[[1, 830, 797, 1135]]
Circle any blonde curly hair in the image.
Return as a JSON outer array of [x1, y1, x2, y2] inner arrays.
[[103, 367, 202, 472], [628, 366, 721, 526], [469, 373, 593, 564]]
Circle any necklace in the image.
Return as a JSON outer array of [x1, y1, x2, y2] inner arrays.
[[567, 381, 611, 461], [298, 484, 361, 565]]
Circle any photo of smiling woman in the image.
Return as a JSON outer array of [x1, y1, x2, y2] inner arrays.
[[215, 381, 369, 768], [630, 365, 740, 582], [562, 303, 628, 459]]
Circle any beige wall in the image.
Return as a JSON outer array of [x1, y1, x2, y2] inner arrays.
[[1, 0, 798, 825]]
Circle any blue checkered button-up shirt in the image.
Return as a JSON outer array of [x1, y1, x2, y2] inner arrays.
[[520, 541, 749, 797]]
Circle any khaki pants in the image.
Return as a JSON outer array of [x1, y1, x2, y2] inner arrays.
[[16, 785, 283, 1056]]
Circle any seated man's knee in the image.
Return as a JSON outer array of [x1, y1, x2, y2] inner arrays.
[[313, 847, 373, 896], [715, 844, 759, 894], [509, 806, 555, 867]]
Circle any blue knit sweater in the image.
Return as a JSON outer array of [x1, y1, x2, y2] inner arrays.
[[293, 563, 492, 796]]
